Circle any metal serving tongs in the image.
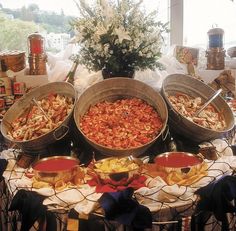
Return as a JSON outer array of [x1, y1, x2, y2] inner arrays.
[[32, 98, 51, 121], [193, 88, 223, 117]]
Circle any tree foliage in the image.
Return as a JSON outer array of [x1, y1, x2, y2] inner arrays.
[[1, 4, 74, 34], [0, 12, 44, 51], [0, 4, 74, 51]]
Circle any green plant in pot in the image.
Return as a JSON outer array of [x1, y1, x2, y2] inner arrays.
[[71, 0, 169, 79]]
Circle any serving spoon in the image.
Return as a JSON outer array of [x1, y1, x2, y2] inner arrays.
[[193, 88, 222, 117]]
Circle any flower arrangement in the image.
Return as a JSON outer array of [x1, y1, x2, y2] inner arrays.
[[71, 0, 169, 76]]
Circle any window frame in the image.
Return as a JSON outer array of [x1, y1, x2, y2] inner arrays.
[[170, 0, 184, 46]]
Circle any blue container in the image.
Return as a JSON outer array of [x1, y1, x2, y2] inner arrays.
[[207, 28, 224, 48]]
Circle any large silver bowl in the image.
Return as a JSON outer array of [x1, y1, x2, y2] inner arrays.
[[74, 77, 168, 157], [162, 74, 234, 143], [1, 82, 77, 153]]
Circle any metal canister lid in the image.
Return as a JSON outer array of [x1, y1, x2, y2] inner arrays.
[[207, 28, 224, 36], [28, 32, 44, 40]]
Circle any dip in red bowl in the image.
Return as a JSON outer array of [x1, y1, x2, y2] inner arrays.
[[154, 152, 203, 174], [32, 156, 80, 185], [154, 152, 207, 186]]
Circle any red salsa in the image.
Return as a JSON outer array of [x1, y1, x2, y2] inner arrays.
[[155, 152, 201, 168], [33, 158, 78, 172]]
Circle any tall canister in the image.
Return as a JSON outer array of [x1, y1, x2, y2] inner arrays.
[[206, 27, 225, 70], [28, 32, 47, 75]]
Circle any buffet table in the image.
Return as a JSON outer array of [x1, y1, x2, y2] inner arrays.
[[0, 67, 235, 230], [1, 135, 236, 231]]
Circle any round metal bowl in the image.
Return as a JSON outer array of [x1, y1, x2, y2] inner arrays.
[[32, 156, 80, 185], [1, 82, 77, 153], [73, 77, 168, 157], [154, 151, 204, 174], [90, 156, 143, 181], [162, 74, 234, 143]]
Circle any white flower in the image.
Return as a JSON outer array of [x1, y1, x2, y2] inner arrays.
[[122, 49, 128, 54], [72, 0, 168, 72], [103, 44, 110, 54], [146, 52, 152, 58], [114, 27, 131, 43], [95, 24, 107, 36], [100, 0, 115, 26]]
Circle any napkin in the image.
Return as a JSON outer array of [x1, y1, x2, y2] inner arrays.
[[0, 158, 8, 178], [87, 174, 147, 193], [195, 175, 236, 230], [99, 187, 152, 230], [9, 189, 56, 231]]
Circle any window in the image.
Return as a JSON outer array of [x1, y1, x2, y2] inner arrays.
[[183, 0, 236, 49], [0, 0, 170, 53]]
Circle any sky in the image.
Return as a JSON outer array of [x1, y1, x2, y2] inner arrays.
[[184, 0, 236, 47], [0, 0, 165, 17], [0, 0, 80, 16], [1, 0, 236, 47]]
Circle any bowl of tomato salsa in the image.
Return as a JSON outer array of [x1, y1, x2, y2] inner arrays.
[[154, 152, 204, 174], [32, 156, 80, 185]]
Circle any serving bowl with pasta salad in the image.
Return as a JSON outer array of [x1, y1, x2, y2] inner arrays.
[[1, 82, 77, 152], [162, 74, 234, 143]]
